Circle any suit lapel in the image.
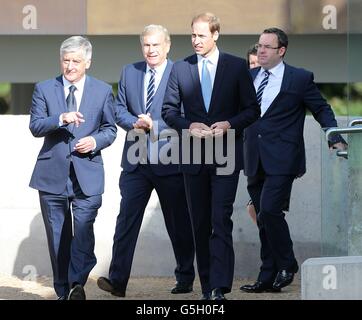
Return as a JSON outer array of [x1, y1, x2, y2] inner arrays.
[[188, 54, 205, 109], [139, 62, 146, 113], [208, 52, 226, 114], [150, 60, 172, 111], [78, 75, 91, 115], [279, 63, 293, 92], [262, 63, 293, 117], [54, 76, 67, 112]]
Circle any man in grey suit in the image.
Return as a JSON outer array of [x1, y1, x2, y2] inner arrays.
[[29, 36, 117, 300], [97, 25, 195, 298]]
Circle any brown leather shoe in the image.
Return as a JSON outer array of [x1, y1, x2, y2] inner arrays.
[[97, 277, 125, 297]]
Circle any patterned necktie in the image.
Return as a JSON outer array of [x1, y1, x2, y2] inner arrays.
[[145, 68, 155, 114], [256, 70, 270, 106], [201, 59, 212, 111], [66, 85, 77, 112]]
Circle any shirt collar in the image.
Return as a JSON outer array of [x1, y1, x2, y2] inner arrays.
[[62, 75, 86, 92], [146, 59, 168, 75], [197, 47, 220, 66], [261, 61, 284, 77]]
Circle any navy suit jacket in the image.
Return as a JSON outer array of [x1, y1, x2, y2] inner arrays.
[[162, 52, 260, 174], [115, 60, 179, 176], [29, 75, 117, 196], [244, 64, 343, 177]]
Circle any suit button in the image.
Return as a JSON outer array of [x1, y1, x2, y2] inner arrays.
[[258, 134, 262, 138]]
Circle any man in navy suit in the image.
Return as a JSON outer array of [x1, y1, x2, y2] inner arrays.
[[162, 13, 260, 300], [97, 25, 195, 298], [29, 36, 117, 300], [240, 28, 347, 293]]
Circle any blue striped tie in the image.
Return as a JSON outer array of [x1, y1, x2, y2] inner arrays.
[[256, 70, 270, 106], [145, 68, 155, 114], [201, 59, 212, 111]]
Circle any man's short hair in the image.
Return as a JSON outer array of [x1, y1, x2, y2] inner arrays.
[[60, 36, 92, 61], [140, 25, 171, 44], [262, 27, 288, 50], [191, 12, 220, 34]]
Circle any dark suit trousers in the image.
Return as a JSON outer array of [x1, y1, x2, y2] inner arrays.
[[184, 166, 240, 294], [39, 164, 101, 297], [109, 164, 195, 291], [247, 164, 298, 283]]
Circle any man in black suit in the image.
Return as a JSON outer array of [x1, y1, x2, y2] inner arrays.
[[240, 28, 347, 293], [162, 13, 260, 300]]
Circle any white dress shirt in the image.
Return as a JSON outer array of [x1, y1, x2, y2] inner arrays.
[[254, 61, 285, 116], [61, 75, 96, 150], [197, 48, 219, 88], [62, 75, 86, 111], [143, 59, 168, 110]]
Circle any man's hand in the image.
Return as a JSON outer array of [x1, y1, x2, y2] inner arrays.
[[189, 122, 213, 138], [74, 136, 96, 153], [61, 111, 85, 127], [137, 113, 153, 130], [210, 121, 231, 137], [133, 113, 152, 134], [330, 142, 348, 151]]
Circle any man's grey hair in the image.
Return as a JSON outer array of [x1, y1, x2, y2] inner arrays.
[[60, 36, 92, 61], [140, 25, 171, 44]]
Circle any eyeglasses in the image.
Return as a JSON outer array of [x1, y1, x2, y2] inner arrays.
[[255, 44, 281, 50]]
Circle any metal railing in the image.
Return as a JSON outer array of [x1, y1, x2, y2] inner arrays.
[[326, 118, 362, 159]]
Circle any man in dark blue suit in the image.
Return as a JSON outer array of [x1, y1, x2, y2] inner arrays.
[[97, 25, 195, 298], [29, 36, 117, 300], [162, 13, 260, 300], [240, 28, 347, 293]]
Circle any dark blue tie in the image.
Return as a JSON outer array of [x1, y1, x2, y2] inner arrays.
[[145, 69, 155, 114], [256, 70, 270, 106], [66, 85, 77, 112], [66, 85, 77, 131]]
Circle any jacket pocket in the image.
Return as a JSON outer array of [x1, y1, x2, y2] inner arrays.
[[279, 132, 300, 145]]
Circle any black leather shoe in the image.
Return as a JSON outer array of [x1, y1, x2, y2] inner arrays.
[[68, 284, 86, 300], [200, 292, 211, 300], [272, 270, 295, 290], [97, 276, 126, 297], [211, 288, 226, 300], [171, 282, 193, 294], [240, 281, 281, 293]]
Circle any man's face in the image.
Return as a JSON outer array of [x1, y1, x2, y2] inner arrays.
[[257, 33, 285, 70], [191, 21, 219, 57], [142, 31, 170, 68], [248, 54, 260, 69], [61, 50, 91, 83]]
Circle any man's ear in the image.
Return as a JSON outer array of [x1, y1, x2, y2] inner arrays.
[[212, 31, 219, 42], [278, 47, 286, 57]]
